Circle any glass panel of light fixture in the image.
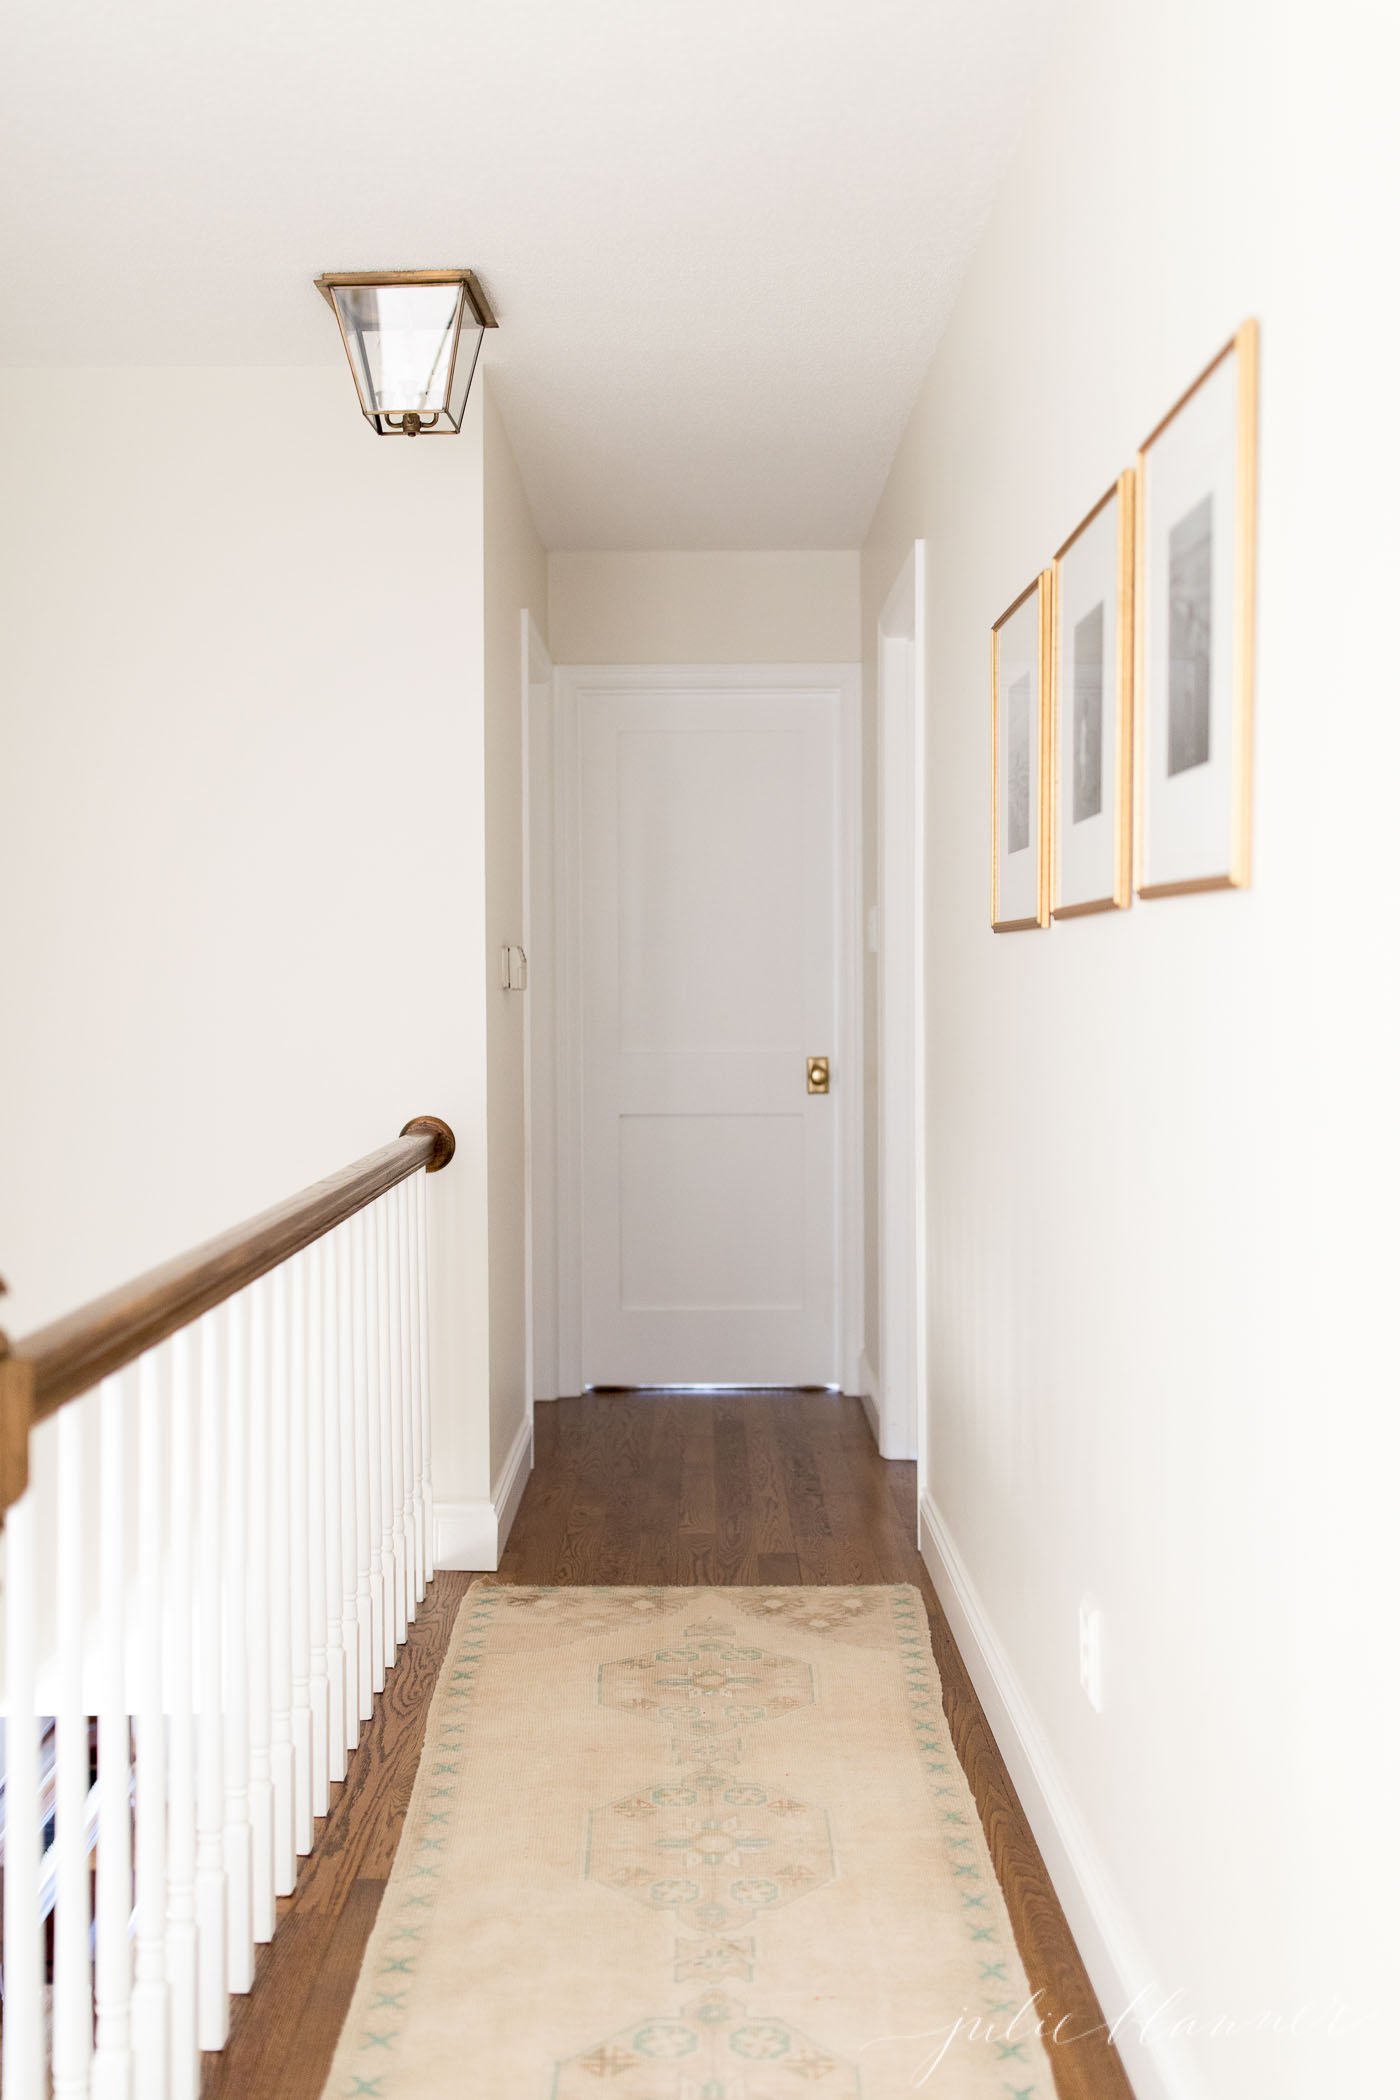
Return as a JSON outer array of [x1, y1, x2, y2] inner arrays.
[[443, 319, 485, 431], [330, 281, 466, 419]]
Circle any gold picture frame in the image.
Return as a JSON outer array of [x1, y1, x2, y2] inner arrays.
[[1050, 471, 1136, 917], [1136, 319, 1259, 896], [991, 572, 1052, 931]]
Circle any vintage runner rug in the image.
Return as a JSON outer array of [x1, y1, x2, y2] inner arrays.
[[321, 1584, 1056, 2097]]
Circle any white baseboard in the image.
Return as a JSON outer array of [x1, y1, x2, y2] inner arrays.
[[493, 1410, 534, 1553], [432, 1498, 499, 1571], [434, 1413, 534, 1573], [857, 1349, 917, 1461], [857, 1351, 881, 1448], [918, 1491, 1200, 2100]]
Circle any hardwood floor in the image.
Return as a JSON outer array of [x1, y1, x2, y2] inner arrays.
[[201, 1569, 474, 2100], [203, 1390, 1134, 2100]]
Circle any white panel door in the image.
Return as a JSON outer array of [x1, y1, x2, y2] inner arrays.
[[578, 681, 840, 1387]]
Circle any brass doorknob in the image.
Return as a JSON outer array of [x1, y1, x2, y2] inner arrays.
[[807, 1056, 830, 1095]]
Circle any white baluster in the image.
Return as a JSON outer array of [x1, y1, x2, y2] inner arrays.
[[380, 1194, 398, 1672], [52, 1397, 92, 2100], [223, 1293, 254, 1994], [307, 1236, 331, 1816], [386, 1187, 408, 1649], [268, 1265, 295, 1895], [195, 1313, 228, 2050], [91, 1371, 134, 2100], [289, 1252, 314, 1856], [376, 1196, 397, 1669], [323, 1224, 349, 1784], [368, 1198, 389, 1688], [246, 1277, 275, 1941], [404, 1174, 425, 1605], [341, 1220, 367, 1746], [357, 1207, 383, 1704], [130, 1353, 169, 2098], [165, 1330, 198, 2100], [396, 1179, 418, 1622], [417, 1166, 434, 1582], [2, 1480, 45, 2100]]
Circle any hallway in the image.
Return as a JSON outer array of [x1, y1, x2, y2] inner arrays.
[[0, 2, 1393, 2092], [203, 1393, 1132, 2100]]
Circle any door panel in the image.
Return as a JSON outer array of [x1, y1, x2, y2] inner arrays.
[[616, 728, 805, 1052], [579, 684, 840, 1387], [618, 1113, 805, 1311]]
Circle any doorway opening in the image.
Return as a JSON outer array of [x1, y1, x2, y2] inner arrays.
[[530, 662, 862, 1399]]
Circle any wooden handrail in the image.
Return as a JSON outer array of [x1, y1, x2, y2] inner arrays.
[[0, 1114, 455, 1511]]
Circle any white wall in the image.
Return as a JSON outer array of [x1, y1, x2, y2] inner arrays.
[[0, 365, 491, 1519], [481, 380, 548, 1519], [548, 549, 859, 663], [861, 4, 1399, 2097]]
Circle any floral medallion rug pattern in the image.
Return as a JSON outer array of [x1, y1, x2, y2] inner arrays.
[[320, 1585, 1054, 2098]]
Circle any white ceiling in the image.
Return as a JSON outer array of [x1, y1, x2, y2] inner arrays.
[[0, 0, 1063, 548]]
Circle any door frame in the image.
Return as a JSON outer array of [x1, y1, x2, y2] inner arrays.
[[550, 661, 863, 1398], [521, 609, 557, 1402], [873, 545, 928, 1466]]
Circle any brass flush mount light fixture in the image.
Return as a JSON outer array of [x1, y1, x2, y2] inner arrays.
[[314, 269, 498, 436]]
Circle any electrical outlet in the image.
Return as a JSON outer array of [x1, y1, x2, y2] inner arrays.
[[1078, 1596, 1103, 1713]]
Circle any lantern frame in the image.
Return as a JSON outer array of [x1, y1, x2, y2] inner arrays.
[[314, 269, 498, 436]]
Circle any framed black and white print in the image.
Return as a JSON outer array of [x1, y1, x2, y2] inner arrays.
[[1052, 472, 1135, 915], [991, 573, 1051, 931], [1136, 320, 1258, 895]]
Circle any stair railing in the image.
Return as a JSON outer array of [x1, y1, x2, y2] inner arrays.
[[0, 1113, 456, 2100]]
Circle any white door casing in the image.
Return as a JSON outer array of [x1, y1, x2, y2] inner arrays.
[[522, 610, 558, 1403], [556, 664, 861, 1391], [876, 546, 928, 1467]]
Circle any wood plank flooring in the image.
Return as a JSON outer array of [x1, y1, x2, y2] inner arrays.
[[203, 1391, 1134, 2100]]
